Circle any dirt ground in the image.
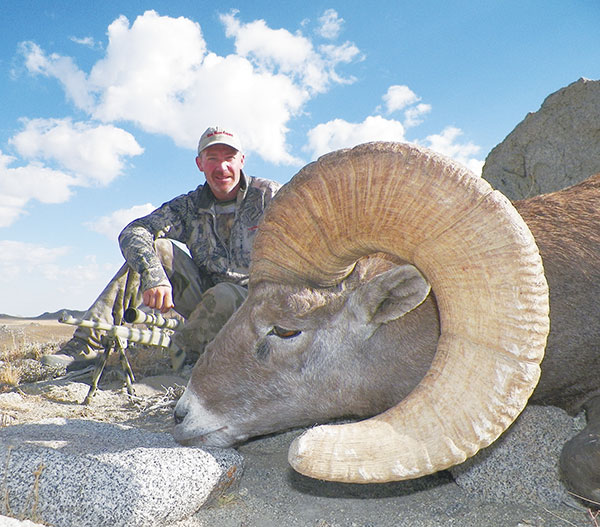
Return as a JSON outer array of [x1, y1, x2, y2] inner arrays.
[[0, 318, 596, 527]]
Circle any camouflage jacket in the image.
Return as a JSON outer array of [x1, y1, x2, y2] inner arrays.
[[118, 172, 281, 292]]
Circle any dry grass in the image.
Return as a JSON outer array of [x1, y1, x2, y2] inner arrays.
[[106, 342, 172, 379], [0, 363, 20, 387], [0, 318, 73, 388], [0, 320, 72, 359]]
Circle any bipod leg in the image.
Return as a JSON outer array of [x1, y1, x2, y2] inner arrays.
[[115, 336, 136, 396], [83, 338, 113, 405]]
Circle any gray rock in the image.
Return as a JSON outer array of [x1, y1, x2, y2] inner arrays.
[[0, 418, 243, 527], [450, 405, 585, 506], [483, 78, 600, 200]]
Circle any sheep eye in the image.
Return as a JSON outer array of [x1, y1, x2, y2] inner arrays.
[[269, 326, 301, 339]]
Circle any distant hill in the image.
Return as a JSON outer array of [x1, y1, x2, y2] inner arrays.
[[0, 309, 86, 320]]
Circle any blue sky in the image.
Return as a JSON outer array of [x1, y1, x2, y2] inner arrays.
[[1, 0, 598, 317]]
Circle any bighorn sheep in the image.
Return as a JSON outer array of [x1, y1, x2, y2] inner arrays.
[[173, 142, 600, 500]]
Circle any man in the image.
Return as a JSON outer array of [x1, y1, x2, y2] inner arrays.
[[42, 126, 281, 370]]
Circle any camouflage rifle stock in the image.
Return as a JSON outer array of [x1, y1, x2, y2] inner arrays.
[[59, 309, 184, 404], [121, 308, 187, 371], [59, 311, 178, 347]]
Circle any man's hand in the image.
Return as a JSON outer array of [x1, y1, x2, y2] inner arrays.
[[142, 285, 174, 313]]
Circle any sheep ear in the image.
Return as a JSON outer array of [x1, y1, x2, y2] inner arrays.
[[351, 264, 431, 326]]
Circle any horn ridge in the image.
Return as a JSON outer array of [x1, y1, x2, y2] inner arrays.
[[251, 142, 495, 287]]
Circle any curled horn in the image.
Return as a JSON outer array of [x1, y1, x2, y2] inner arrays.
[[250, 142, 549, 482]]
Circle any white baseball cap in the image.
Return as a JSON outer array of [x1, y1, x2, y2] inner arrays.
[[197, 126, 243, 154]]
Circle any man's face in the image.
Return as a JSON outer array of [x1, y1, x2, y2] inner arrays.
[[196, 144, 245, 201]]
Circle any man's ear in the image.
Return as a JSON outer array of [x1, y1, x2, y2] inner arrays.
[[349, 264, 431, 326], [195, 155, 203, 172]]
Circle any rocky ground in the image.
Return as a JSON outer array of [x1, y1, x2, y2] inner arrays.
[[0, 318, 596, 527]]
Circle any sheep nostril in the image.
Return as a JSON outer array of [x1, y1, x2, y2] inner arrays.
[[173, 408, 186, 425]]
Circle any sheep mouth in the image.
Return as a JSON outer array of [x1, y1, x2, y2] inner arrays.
[[172, 424, 240, 448]]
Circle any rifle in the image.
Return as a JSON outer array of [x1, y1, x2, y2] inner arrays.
[[59, 308, 185, 404]]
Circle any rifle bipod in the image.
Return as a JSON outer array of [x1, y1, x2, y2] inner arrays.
[[83, 334, 136, 405], [58, 309, 182, 404]]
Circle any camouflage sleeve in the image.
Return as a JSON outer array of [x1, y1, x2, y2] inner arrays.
[[118, 196, 189, 292]]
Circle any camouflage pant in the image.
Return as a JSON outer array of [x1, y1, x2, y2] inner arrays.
[[73, 239, 247, 361]]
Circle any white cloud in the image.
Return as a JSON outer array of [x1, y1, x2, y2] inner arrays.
[[10, 118, 143, 186], [221, 11, 359, 94], [20, 10, 361, 165], [0, 120, 143, 227], [0, 240, 69, 273], [404, 103, 432, 128], [70, 36, 101, 49], [179, 53, 307, 164], [222, 14, 313, 74], [19, 41, 95, 111], [380, 85, 431, 128], [305, 83, 483, 172], [0, 240, 117, 316], [305, 115, 406, 159], [318, 42, 361, 86], [305, 116, 483, 174], [88, 12, 207, 129], [317, 9, 344, 39], [0, 150, 76, 227], [86, 203, 157, 240], [383, 85, 421, 113], [17, 11, 481, 175], [422, 126, 484, 174]]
